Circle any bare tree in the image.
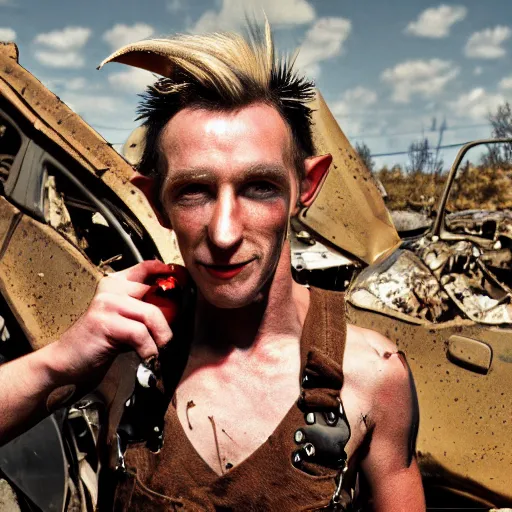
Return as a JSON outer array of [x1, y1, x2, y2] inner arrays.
[[489, 102, 512, 139], [355, 142, 375, 173], [489, 102, 512, 163], [407, 137, 443, 174]]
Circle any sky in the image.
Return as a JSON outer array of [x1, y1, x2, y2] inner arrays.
[[1, 0, 512, 170]]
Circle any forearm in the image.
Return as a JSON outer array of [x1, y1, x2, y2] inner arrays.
[[0, 342, 72, 445], [0, 261, 176, 446]]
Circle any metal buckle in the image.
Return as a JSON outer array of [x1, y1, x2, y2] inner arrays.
[[330, 461, 349, 509]]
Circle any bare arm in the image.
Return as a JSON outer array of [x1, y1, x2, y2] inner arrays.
[[360, 350, 425, 512], [0, 260, 174, 446]]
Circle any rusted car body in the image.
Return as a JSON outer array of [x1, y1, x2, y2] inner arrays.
[[0, 41, 511, 510], [0, 42, 181, 511]]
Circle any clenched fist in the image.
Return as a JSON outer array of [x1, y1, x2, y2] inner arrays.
[[51, 260, 184, 383]]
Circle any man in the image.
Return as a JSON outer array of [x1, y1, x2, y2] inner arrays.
[[0, 22, 425, 511]]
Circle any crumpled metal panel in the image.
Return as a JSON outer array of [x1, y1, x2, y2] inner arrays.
[[0, 42, 181, 265], [349, 231, 512, 327], [446, 210, 512, 242], [298, 92, 400, 265], [0, 196, 100, 349], [349, 248, 451, 324], [442, 271, 511, 324]]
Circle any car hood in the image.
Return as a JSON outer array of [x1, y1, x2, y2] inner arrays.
[[299, 92, 400, 264]]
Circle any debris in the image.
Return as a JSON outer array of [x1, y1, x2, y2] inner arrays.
[[186, 400, 195, 430]]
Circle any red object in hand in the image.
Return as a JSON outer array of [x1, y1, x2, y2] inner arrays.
[[142, 264, 189, 324]]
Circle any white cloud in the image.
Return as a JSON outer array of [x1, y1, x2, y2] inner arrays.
[[41, 76, 89, 92], [331, 86, 378, 135], [465, 26, 511, 59], [191, 0, 315, 33], [167, 0, 181, 12], [107, 68, 155, 92], [499, 75, 512, 90], [381, 58, 459, 103], [34, 51, 85, 68], [34, 26, 91, 51], [449, 88, 506, 120], [473, 66, 483, 76], [405, 4, 467, 38], [295, 17, 351, 78], [66, 77, 88, 90], [332, 86, 377, 117], [103, 23, 155, 51], [0, 28, 16, 41], [60, 92, 122, 116]]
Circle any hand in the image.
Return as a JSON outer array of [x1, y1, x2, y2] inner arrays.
[[51, 260, 176, 383]]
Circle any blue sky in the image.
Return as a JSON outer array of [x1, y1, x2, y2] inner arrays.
[[1, 0, 511, 169]]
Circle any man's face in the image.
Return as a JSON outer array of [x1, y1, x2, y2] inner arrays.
[[158, 103, 299, 308]]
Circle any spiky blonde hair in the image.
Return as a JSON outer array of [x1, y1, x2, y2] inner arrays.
[[100, 20, 315, 187]]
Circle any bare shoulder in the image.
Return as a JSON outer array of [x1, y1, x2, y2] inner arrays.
[[343, 324, 413, 417]]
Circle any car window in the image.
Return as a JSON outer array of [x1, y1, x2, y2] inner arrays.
[[0, 112, 22, 187], [447, 142, 512, 215], [43, 161, 142, 272]]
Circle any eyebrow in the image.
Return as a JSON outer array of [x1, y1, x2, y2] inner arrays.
[[163, 163, 290, 190]]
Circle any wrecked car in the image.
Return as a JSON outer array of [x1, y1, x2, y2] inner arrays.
[[0, 41, 511, 511], [296, 128, 512, 508], [0, 42, 182, 511]]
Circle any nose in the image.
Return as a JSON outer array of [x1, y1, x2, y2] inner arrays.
[[208, 187, 243, 250]]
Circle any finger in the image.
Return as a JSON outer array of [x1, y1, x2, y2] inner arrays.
[[106, 317, 159, 360], [107, 294, 173, 349], [112, 260, 173, 284], [97, 276, 151, 299]]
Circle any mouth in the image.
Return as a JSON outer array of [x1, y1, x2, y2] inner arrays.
[[199, 259, 255, 280]]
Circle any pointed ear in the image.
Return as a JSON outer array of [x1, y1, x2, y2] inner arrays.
[[130, 172, 171, 228], [300, 154, 332, 207]]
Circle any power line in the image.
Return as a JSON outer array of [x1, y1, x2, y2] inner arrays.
[[370, 140, 473, 158], [90, 123, 134, 131], [348, 122, 490, 141]]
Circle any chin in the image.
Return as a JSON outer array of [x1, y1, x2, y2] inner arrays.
[[199, 281, 264, 309]]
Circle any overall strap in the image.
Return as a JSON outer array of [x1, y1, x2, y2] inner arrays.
[[295, 287, 353, 511], [300, 287, 347, 369]]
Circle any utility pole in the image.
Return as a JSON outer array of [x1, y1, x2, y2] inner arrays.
[[433, 117, 447, 173]]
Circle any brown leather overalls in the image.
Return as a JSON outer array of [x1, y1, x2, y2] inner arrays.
[[113, 288, 354, 511]]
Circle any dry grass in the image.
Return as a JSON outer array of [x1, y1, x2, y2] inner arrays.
[[376, 164, 512, 212]]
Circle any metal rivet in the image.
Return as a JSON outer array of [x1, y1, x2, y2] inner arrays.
[[306, 412, 316, 425], [326, 411, 337, 425], [304, 443, 316, 457], [294, 430, 305, 443]]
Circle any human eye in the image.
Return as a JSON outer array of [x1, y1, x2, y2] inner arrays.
[[174, 183, 211, 205], [242, 181, 280, 200]]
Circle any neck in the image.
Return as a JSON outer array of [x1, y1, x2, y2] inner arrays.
[[192, 242, 309, 356]]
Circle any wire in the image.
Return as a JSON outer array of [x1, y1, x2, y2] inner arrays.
[[349, 122, 490, 140], [370, 140, 473, 158], [90, 123, 134, 131]]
